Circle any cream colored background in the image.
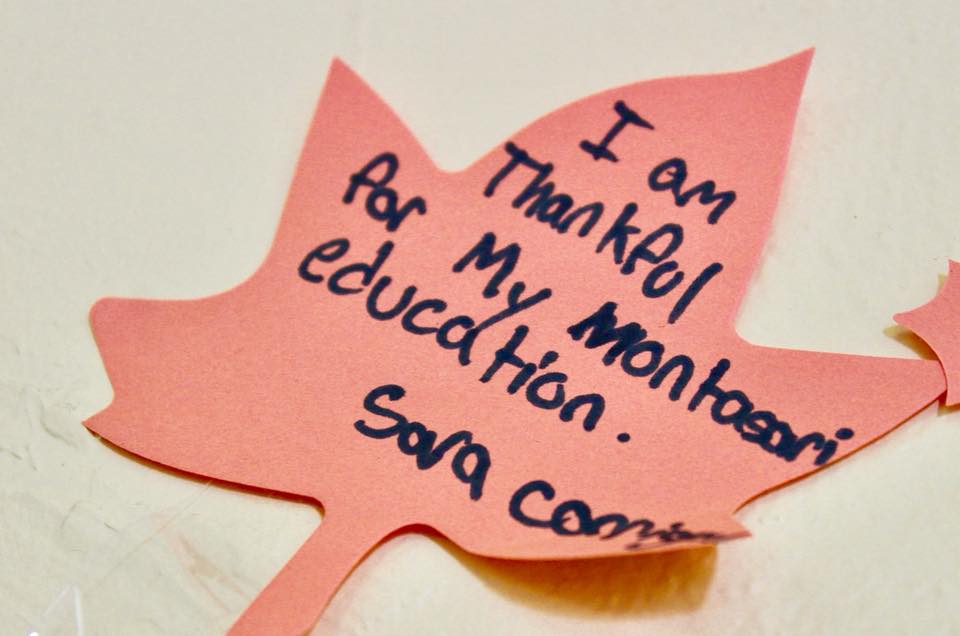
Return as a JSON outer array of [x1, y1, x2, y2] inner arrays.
[[2, 1, 959, 634]]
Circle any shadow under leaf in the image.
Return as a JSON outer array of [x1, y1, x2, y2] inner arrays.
[[430, 531, 716, 617]]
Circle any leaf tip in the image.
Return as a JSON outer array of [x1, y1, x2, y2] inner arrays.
[[894, 260, 960, 405], [754, 47, 815, 93]]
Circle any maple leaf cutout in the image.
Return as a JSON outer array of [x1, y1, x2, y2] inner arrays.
[[85, 52, 948, 636], [895, 260, 960, 405]]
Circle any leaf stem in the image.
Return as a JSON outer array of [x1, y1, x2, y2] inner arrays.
[[228, 512, 384, 636]]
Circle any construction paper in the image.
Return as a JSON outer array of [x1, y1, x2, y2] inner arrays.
[[895, 260, 960, 406], [84, 51, 950, 636]]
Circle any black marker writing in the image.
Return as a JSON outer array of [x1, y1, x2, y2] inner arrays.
[[509, 479, 721, 548], [484, 142, 724, 322], [298, 237, 551, 366], [579, 100, 653, 163], [483, 142, 605, 239], [480, 325, 606, 431], [568, 301, 856, 465], [648, 158, 736, 225], [355, 383, 491, 500], [343, 152, 427, 231]]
